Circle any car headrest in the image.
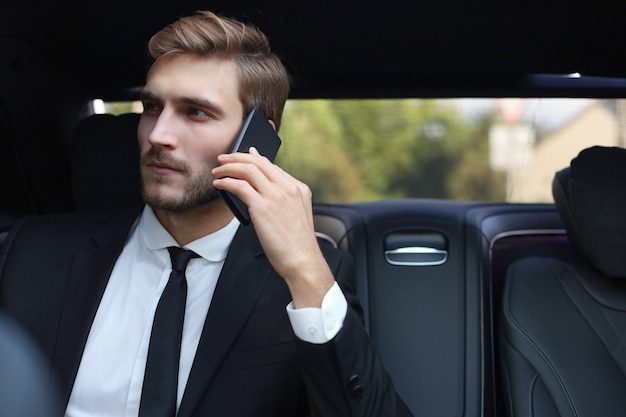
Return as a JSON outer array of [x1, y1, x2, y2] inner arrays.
[[71, 113, 143, 213], [552, 146, 626, 279]]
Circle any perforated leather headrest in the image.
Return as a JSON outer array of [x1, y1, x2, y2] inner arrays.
[[71, 113, 143, 213], [552, 146, 626, 278]]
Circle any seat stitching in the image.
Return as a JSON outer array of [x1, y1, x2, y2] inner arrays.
[[557, 263, 626, 377], [528, 373, 539, 417], [502, 264, 578, 417], [500, 341, 515, 417]]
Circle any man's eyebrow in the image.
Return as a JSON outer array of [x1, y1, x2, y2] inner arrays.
[[139, 91, 159, 102], [138, 90, 225, 116], [177, 96, 225, 116]]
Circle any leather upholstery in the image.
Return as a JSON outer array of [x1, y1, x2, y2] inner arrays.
[[554, 146, 626, 278], [499, 146, 626, 417], [70, 113, 143, 213]]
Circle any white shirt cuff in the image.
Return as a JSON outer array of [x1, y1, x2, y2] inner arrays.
[[286, 282, 348, 344]]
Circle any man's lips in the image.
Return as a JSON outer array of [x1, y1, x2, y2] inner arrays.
[[147, 160, 183, 175]]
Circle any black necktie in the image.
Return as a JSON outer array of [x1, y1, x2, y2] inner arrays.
[[139, 246, 199, 417]]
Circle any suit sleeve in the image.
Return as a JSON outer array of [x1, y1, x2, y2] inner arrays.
[[294, 248, 414, 417]]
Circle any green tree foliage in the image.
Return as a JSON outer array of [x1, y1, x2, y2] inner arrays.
[[447, 112, 507, 201], [278, 99, 505, 203]]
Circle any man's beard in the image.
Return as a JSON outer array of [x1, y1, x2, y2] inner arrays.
[[141, 148, 220, 213]]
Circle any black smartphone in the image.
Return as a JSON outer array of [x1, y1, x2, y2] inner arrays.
[[216, 108, 282, 225]]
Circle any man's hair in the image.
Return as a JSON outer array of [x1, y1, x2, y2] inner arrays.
[[148, 11, 290, 130]]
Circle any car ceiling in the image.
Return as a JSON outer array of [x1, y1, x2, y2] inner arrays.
[[3, 0, 626, 100]]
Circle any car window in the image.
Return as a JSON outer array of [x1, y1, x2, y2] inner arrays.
[[95, 97, 623, 204]]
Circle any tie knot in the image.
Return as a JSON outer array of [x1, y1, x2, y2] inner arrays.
[[167, 246, 199, 273]]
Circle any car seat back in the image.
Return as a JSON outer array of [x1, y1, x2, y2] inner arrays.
[[499, 146, 626, 417], [70, 113, 143, 213]]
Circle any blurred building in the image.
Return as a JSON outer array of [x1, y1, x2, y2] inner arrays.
[[507, 100, 624, 202]]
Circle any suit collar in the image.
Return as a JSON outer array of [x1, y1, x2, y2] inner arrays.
[[178, 224, 272, 417], [92, 205, 143, 248], [54, 207, 142, 404]]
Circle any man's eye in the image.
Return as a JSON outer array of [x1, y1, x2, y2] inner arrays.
[[190, 108, 209, 118]]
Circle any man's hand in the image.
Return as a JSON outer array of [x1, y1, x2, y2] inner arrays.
[[212, 147, 335, 308]]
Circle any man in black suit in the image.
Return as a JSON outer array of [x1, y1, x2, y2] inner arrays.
[[0, 11, 412, 417]]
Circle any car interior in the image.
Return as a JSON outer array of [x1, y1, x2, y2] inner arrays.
[[2, 1, 626, 416]]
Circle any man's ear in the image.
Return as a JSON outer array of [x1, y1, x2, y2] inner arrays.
[[267, 119, 277, 131]]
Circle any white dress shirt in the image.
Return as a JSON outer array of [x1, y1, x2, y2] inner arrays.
[[65, 206, 347, 417]]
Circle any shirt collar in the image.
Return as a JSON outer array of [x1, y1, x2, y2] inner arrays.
[[140, 205, 240, 263]]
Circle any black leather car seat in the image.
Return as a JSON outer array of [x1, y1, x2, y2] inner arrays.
[[499, 145, 626, 417], [70, 113, 143, 213]]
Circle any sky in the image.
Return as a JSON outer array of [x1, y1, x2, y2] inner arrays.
[[456, 98, 596, 131]]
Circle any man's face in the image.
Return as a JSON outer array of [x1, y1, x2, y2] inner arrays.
[[137, 54, 244, 213]]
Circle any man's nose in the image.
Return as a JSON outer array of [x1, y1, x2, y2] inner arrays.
[[147, 111, 178, 148]]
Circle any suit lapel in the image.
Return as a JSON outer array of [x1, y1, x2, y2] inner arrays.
[[178, 225, 271, 417], [53, 207, 142, 404]]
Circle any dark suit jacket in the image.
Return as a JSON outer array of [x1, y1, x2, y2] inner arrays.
[[0, 207, 412, 417]]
